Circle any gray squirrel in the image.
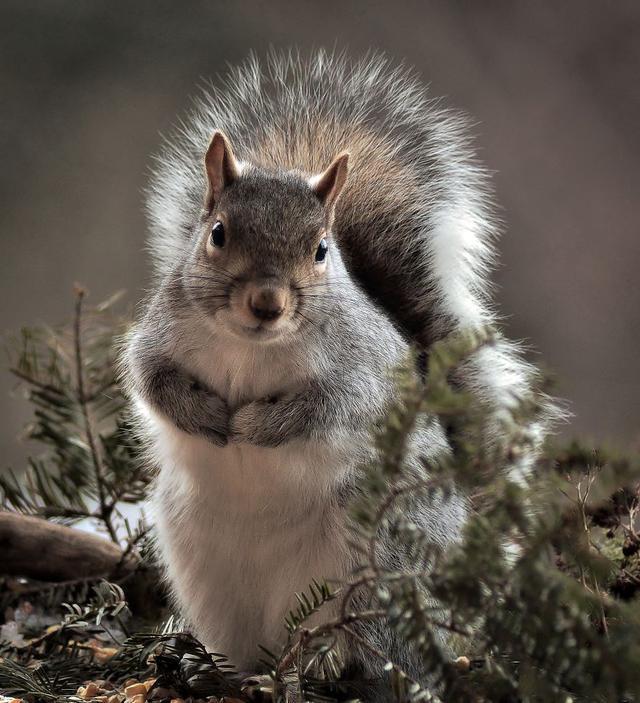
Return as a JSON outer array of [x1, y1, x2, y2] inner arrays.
[[123, 52, 547, 699]]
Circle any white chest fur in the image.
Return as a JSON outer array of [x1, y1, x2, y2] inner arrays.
[[183, 326, 308, 409], [138, 328, 354, 669]]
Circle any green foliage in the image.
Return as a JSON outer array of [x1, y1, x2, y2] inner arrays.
[[111, 631, 242, 699], [0, 582, 130, 699], [285, 580, 338, 634], [1, 299, 640, 703], [0, 583, 242, 702], [274, 329, 640, 703], [1, 288, 149, 548]]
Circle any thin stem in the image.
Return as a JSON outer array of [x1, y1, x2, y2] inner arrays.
[[276, 609, 386, 676], [117, 522, 150, 570], [9, 367, 64, 395], [73, 287, 118, 544], [37, 506, 94, 520]]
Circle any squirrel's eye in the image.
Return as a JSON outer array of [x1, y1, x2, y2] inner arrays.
[[210, 221, 225, 248], [315, 238, 328, 263]]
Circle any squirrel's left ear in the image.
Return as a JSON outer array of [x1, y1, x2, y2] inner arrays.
[[311, 152, 350, 210], [204, 130, 241, 211]]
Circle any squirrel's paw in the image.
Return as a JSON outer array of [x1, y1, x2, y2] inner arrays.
[[198, 426, 228, 447], [229, 401, 262, 444], [194, 392, 230, 446], [230, 398, 283, 446]]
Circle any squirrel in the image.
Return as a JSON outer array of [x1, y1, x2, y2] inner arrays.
[[123, 52, 550, 699]]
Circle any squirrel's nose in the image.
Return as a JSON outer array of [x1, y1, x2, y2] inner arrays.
[[247, 285, 288, 322]]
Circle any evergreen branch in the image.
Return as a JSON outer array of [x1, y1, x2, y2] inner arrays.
[[339, 624, 439, 703], [72, 286, 117, 544], [0, 658, 62, 701], [284, 580, 338, 634], [276, 609, 387, 677], [9, 367, 65, 396]]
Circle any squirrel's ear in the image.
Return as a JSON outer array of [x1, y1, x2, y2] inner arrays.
[[204, 130, 240, 210], [311, 152, 350, 210]]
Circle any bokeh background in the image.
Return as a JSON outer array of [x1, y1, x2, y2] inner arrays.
[[1, 0, 639, 470]]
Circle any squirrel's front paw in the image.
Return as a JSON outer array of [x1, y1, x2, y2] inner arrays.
[[195, 392, 230, 446], [229, 401, 261, 444], [230, 399, 284, 446]]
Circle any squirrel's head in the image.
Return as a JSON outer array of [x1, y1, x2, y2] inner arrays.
[[181, 130, 350, 343]]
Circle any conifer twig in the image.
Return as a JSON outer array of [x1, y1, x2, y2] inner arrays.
[[276, 609, 386, 676], [73, 286, 118, 544]]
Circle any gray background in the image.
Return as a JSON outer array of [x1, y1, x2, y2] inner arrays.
[[1, 0, 639, 470]]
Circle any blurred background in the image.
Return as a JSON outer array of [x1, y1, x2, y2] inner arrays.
[[1, 0, 638, 470]]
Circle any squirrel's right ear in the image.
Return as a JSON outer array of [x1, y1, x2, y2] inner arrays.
[[311, 152, 350, 211], [204, 131, 241, 211]]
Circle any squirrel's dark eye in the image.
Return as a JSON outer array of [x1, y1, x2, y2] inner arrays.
[[315, 238, 328, 263], [210, 221, 225, 248]]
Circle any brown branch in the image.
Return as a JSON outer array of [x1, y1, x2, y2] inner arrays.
[[0, 511, 137, 582]]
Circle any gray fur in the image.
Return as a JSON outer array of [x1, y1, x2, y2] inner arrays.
[[126, 295, 230, 446], [122, 51, 557, 700]]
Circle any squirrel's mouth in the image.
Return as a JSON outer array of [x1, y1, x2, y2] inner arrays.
[[214, 291, 303, 343], [231, 321, 291, 343]]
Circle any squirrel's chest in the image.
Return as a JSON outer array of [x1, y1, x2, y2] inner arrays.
[[150, 428, 352, 666], [187, 334, 305, 407]]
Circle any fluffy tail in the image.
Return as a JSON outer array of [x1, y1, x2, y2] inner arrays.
[[146, 50, 563, 472]]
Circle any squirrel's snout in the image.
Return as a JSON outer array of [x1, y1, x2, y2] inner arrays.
[[246, 284, 288, 323]]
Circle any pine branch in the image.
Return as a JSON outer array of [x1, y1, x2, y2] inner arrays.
[[2, 288, 149, 549], [72, 286, 118, 543]]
